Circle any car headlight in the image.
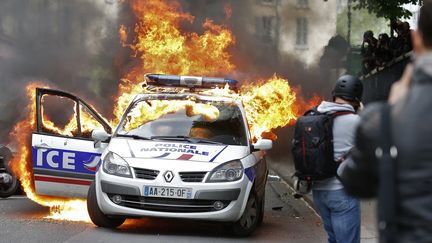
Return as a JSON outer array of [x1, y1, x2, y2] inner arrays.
[[102, 152, 132, 178], [207, 160, 243, 182]]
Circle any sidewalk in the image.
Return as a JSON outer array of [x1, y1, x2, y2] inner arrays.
[[268, 156, 378, 243]]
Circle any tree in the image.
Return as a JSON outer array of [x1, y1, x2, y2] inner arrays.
[[352, 0, 422, 20], [337, 7, 389, 45]]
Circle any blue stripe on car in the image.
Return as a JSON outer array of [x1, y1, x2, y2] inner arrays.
[[209, 145, 228, 162], [244, 167, 255, 182]]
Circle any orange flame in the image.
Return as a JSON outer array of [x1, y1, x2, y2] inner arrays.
[[119, 25, 128, 47], [9, 0, 322, 222], [241, 75, 298, 140], [112, 0, 235, 124]]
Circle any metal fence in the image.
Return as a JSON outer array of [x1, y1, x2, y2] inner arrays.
[[360, 53, 411, 104]]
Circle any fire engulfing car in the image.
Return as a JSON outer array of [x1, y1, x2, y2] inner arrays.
[[32, 74, 272, 236]]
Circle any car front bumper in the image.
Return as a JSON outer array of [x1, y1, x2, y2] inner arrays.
[[95, 169, 253, 222]]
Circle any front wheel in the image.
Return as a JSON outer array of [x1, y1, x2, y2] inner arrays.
[[229, 190, 262, 237], [87, 182, 125, 228]]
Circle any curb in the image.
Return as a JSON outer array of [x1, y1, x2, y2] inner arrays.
[[268, 162, 317, 212]]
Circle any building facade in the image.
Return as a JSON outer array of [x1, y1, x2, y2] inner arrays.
[[185, 0, 339, 67]]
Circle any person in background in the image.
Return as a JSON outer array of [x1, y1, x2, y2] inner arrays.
[[361, 30, 378, 74], [392, 21, 413, 57], [376, 33, 394, 66], [313, 75, 363, 243], [339, 2, 432, 242]]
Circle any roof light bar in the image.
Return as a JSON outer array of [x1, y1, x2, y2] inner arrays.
[[145, 74, 238, 89]]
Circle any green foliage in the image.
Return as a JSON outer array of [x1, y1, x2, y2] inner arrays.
[[337, 8, 389, 46], [352, 0, 422, 20]]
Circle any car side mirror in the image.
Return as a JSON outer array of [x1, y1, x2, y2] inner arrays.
[[92, 129, 111, 148], [252, 139, 273, 151]]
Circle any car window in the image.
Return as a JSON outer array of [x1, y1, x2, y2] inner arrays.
[[40, 95, 78, 137], [117, 99, 248, 146], [37, 89, 112, 139]]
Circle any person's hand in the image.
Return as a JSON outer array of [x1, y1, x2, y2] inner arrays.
[[388, 64, 413, 104], [359, 102, 364, 112]]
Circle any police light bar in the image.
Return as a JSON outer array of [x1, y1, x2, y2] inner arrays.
[[145, 74, 238, 89]]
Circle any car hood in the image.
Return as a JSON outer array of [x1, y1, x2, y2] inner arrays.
[[107, 138, 249, 163]]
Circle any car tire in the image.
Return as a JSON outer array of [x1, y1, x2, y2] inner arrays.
[[229, 189, 262, 237], [257, 191, 265, 226], [87, 182, 125, 228], [257, 173, 268, 226], [0, 173, 19, 199]]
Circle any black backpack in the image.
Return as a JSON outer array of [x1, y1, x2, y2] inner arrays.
[[292, 107, 354, 182]]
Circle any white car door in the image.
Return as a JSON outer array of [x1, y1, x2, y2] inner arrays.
[[32, 88, 112, 198]]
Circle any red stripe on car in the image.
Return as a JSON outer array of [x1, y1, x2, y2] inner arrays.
[[177, 154, 193, 160], [34, 176, 92, 186]]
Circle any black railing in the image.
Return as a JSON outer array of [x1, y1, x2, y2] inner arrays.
[[360, 52, 411, 104]]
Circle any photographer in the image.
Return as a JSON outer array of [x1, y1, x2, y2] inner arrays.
[[376, 33, 394, 67], [361, 30, 378, 74]]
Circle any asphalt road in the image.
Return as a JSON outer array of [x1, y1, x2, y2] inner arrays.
[[0, 176, 326, 243]]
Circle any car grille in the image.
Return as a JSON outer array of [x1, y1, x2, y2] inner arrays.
[[107, 194, 230, 213], [179, 172, 207, 183], [134, 168, 159, 180]]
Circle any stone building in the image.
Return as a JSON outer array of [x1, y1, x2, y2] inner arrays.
[[185, 0, 339, 67]]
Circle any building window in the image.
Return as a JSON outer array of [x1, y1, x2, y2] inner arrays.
[[297, 0, 309, 8], [256, 16, 276, 44], [261, 0, 277, 5], [296, 17, 308, 48]]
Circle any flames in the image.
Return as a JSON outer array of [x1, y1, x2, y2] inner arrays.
[[128, 0, 235, 75], [125, 99, 223, 132], [8, 0, 321, 223], [241, 75, 298, 140], [114, 0, 235, 124]]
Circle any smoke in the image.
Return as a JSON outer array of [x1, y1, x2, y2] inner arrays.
[[181, 0, 343, 160], [181, 0, 338, 97], [0, 0, 344, 163], [0, 0, 134, 144]]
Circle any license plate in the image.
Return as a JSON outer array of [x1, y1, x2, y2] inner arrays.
[[143, 186, 192, 199]]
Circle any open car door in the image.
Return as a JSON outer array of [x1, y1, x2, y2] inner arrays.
[[32, 88, 112, 198]]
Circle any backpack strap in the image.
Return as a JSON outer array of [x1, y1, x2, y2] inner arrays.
[[377, 104, 398, 243], [332, 110, 355, 117], [307, 107, 355, 117]]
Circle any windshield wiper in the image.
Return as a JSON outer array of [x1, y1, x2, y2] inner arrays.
[[116, 134, 152, 140], [192, 138, 224, 145], [150, 135, 193, 142], [150, 135, 223, 145]]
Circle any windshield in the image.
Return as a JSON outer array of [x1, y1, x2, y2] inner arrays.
[[116, 98, 248, 146]]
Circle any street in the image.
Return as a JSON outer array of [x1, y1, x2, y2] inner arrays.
[[0, 0, 427, 242], [0, 175, 326, 243]]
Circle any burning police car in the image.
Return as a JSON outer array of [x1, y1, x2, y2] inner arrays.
[[31, 74, 272, 236]]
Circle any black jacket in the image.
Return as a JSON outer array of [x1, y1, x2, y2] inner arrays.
[[339, 53, 432, 243]]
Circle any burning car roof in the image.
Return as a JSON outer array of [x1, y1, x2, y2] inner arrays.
[[145, 74, 238, 90], [132, 92, 241, 104]]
